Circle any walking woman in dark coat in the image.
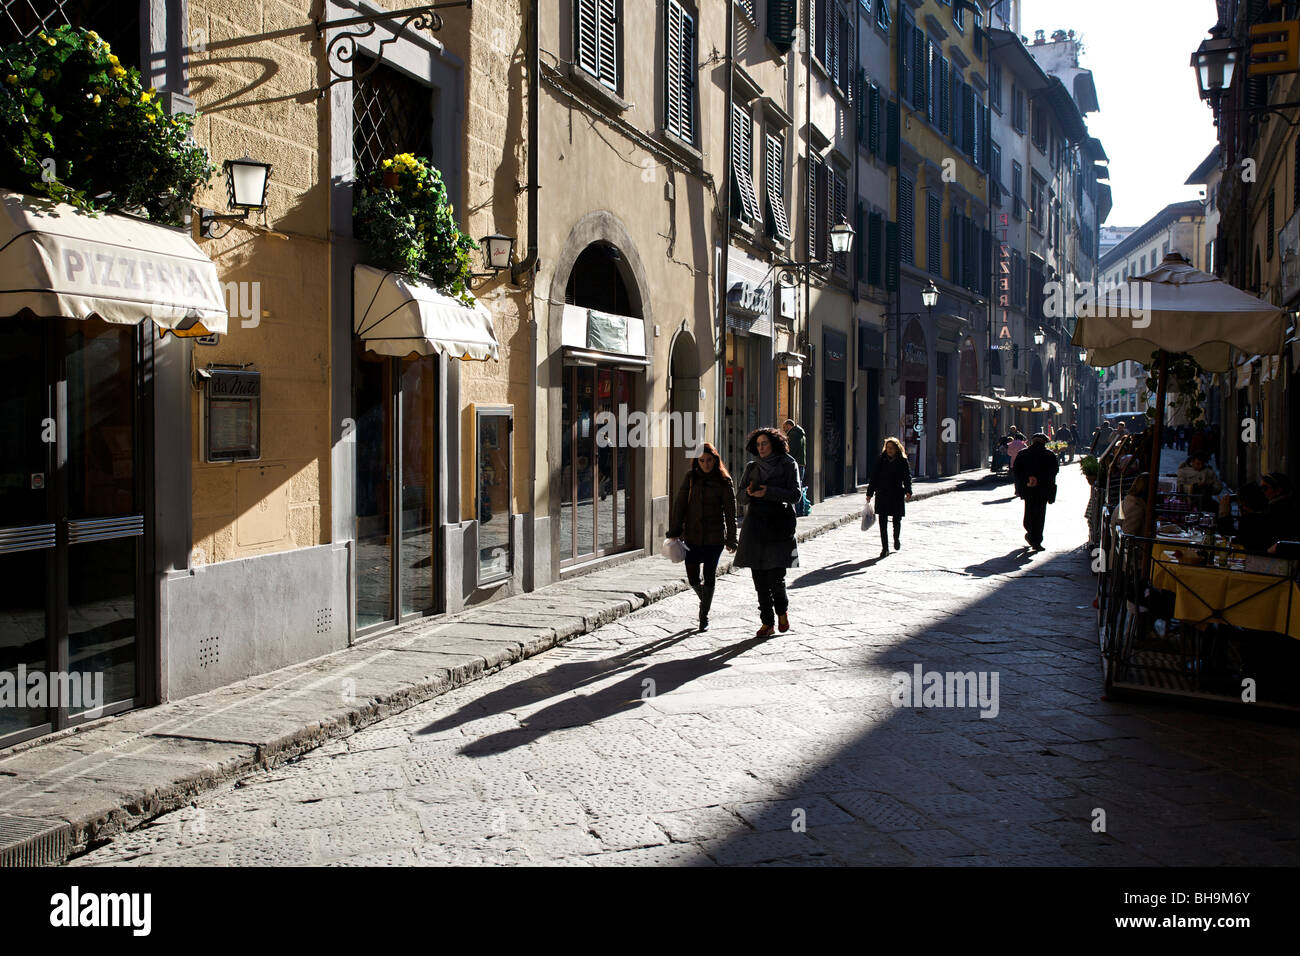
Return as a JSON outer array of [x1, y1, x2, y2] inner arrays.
[[867, 437, 914, 558], [667, 442, 737, 632], [733, 427, 801, 638]]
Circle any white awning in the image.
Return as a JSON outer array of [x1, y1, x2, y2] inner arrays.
[[961, 394, 1001, 407], [353, 264, 498, 360], [0, 190, 227, 333]]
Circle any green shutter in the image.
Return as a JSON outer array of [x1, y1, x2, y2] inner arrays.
[[886, 100, 899, 165], [885, 220, 899, 290], [869, 212, 884, 287], [767, 0, 797, 54]]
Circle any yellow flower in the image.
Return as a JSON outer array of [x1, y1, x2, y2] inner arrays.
[[5, 75, 17, 85], [87, 31, 100, 42], [110, 66, 125, 79], [382, 158, 392, 168], [140, 89, 154, 103], [45, 36, 56, 46], [92, 94, 101, 105], [107, 54, 120, 67], [116, 95, 128, 106], [145, 113, 156, 123]]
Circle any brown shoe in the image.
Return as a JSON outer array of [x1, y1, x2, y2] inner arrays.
[[755, 624, 776, 638], [778, 613, 790, 633]]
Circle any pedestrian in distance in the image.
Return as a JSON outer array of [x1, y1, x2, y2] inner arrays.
[[734, 427, 801, 639], [1013, 432, 1059, 552], [866, 437, 914, 558], [667, 442, 737, 633], [780, 418, 807, 483], [1006, 431, 1028, 469]]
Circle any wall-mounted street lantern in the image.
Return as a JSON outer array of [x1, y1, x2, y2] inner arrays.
[[1033, 327, 1046, 346], [830, 219, 855, 255], [479, 234, 516, 273], [921, 281, 940, 310], [1078, 348, 1088, 363], [199, 157, 273, 239], [1191, 24, 1240, 101]]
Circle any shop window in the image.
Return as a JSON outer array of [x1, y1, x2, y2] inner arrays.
[[475, 406, 512, 585]]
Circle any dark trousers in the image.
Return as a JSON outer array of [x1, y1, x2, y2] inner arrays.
[[879, 514, 902, 549], [751, 567, 788, 626], [1023, 493, 1049, 548], [684, 544, 724, 618]]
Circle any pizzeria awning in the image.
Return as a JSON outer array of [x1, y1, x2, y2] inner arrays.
[[0, 190, 227, 333], [353, 264, 499, 360]]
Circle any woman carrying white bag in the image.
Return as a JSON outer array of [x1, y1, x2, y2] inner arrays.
[[665, 442, 737, 632]]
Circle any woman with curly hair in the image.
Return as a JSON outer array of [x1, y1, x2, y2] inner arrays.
[[867, 437, 913, 558], [733, 426, 801, 638]]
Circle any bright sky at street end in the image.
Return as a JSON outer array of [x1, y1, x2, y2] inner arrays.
[[1021, 0, 1220, 230]]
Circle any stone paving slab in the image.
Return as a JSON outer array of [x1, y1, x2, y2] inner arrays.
[[0, 472, 993, 863]]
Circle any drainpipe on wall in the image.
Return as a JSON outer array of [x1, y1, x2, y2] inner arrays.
[[718, 0, 734, 470], [893, 0, 903, 448], [520, 0, 540, 591], [803, 0, 814, 489]]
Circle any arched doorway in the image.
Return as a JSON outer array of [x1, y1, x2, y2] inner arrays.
[[669, 329, 700, 503], [554, 236, 649, 569]]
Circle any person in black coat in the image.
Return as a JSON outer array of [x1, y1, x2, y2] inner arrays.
[[1013, 432, 1059, 551], [734, 427, 801, 638], [867, 437, 913, 558], [667, 442, 737, 632]]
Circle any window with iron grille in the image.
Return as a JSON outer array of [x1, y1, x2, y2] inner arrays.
[[1, 0, 140, 70], [926, 193, 940, 275], [576, 0, 619, 92], [730, 103, 760, 225], [899, 174, 914, 266], [764, 130, 790, 241], [665, 1, 695, 145], [353, 57, 434, 179]]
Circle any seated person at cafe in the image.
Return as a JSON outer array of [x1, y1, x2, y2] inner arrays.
[[1217, 483, 1273, 554], [1177, 451, 1222, 497], [1112, 473, 1150, 535]]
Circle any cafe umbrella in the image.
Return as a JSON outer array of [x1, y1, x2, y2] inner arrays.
[[1072, 252, 1287, 538]]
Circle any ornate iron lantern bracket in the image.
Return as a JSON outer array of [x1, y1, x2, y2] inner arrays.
[[311, 2, 472, 96]]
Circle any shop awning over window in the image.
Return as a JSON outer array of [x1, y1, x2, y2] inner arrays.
[[961, 394, 1001, 408], [561, 303, 646, 359], [0, 190, 228, 333], [353, 264, 499, 360]]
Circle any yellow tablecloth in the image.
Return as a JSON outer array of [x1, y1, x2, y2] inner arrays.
[[1149, 555, 1300, 639]]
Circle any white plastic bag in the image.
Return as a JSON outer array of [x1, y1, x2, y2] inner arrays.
[[860, 500, 876, 531], [661, 537, 686, 562]]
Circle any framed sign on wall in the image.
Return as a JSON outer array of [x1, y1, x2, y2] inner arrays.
[[202, 368, 261, 462]]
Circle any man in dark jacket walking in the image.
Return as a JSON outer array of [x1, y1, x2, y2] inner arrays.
[[1013, 432, 1059, 551], [781, 419, 807, 481]]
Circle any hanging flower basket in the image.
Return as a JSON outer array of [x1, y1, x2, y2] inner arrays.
[[0, 25, 214, 224], [353, 153, 477, 306]]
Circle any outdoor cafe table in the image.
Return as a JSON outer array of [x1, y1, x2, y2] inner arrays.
[[1148, 547, 1300, 639]]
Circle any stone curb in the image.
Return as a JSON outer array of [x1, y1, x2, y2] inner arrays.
[[0, 472, 995, 865]]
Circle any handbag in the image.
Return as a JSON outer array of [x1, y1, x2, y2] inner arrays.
[[795, 486, 812, 517], [661, 537, 686, 562], [753, 497, 797, 543], [861, 499, 876, 531]]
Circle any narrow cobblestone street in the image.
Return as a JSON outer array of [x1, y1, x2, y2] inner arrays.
[[72, 473, 1300, 866]]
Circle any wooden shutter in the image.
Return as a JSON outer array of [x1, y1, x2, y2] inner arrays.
[[900, 11, 913, 102], [927, 41, 939, 126], [899, 176, 914, 265], [869, 84, 881, 155], [927, 193, 940, 275], [961, 83, 975, 155], [808, 157, 821, 261], [838, 8, 853, 95], [886, 100, 899, 165], [596, 0, 618, 89], [665, 2, 694, 143], [730, 105, 761, 224], [981, 228, 993, 296], [833, 170, 848, 273], [938, 56, 949, 136], [913, 27, 928, 113], [885, 220, 899, 290], [855, 200, 866, 279], [576, 0, 599, 78], [869, 211, 884, 287], [765, 132, 791, 241], [950, 207, 961, 283]]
